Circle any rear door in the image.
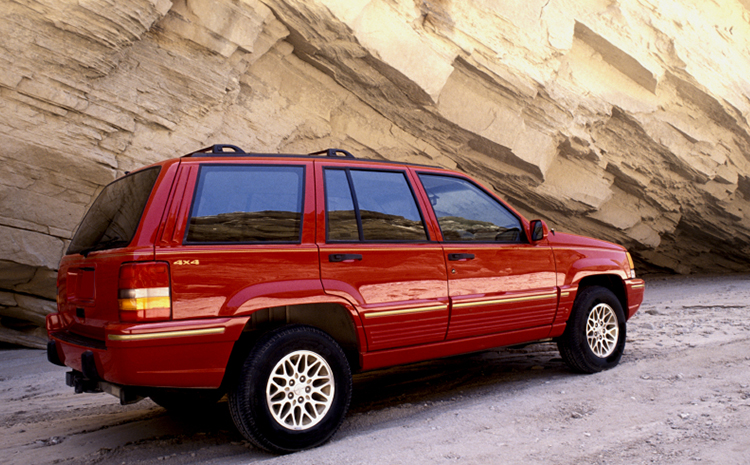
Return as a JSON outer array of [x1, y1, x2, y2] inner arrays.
[[155, 159, 321, 320], [416, 172, 557, 340], [316, 162, 449, 351]]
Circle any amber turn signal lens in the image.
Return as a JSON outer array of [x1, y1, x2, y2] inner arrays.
[[626, 252, 636, 279], [118, 262, 171, 322]]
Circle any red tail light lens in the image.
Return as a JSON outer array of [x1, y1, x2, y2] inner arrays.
[[118, 262, 171, 322]]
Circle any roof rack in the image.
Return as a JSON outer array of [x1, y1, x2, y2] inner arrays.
[[185, 145, 246, 157], [307, 148, 355, 158], [184, 145, 355, 158]]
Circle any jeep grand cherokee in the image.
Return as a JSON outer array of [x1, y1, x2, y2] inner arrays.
[[47, 145, 645, 453]]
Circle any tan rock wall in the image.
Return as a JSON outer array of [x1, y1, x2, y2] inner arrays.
[[2, 0, 750, 347]]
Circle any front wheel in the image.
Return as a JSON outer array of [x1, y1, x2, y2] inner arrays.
[[228, 325, 352, 453], [558, 286, 626, 373]]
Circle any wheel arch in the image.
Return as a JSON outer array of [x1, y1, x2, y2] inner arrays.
[[221, 302, 364, 391], [576, 274, 627, 313]]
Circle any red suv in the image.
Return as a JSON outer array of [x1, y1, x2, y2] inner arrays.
[[47, 145, 644, 453]]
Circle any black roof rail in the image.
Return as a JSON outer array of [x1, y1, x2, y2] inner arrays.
[[307, 148, 355, 158], [183, 145, 356, 158]]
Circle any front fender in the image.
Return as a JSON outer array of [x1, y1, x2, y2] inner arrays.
[[550, 245, 631, 334], [566, 256, 629, 286]]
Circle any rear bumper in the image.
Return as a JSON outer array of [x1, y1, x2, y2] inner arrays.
[[47, 316, 248, 388], [624, 278, 645, 319]]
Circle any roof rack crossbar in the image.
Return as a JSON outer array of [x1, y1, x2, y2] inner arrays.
[[184, 145, 356, 158], [210, 144, 245, 154], [307, 148, 355, 158], [185, 144, 246, 157]]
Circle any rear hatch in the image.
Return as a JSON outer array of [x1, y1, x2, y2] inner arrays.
[[57, 166, 162, 340]]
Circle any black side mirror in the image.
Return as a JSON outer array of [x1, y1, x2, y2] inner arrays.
[[530, 219, 547, 242]]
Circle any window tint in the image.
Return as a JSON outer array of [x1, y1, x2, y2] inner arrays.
[[418, 174, 522, 243], [67, 167, 160, 255], [324, 169, 428, 242], [186, 165, 304, 243], [324, 170, 358, 241]]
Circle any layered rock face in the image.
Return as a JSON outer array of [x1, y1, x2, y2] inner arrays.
[[2, 0, 750, 347]]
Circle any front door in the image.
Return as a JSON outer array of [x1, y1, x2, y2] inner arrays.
[[416, 173, 557, 340]]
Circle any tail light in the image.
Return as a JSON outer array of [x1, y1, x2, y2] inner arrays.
[[118, 262, 171, 322]]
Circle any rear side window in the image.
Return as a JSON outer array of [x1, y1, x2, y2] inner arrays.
[[186, 165, 305, 243], [324, 168, 428, 242], [418, 173, 523, 243], [67, 167, 161, 255]]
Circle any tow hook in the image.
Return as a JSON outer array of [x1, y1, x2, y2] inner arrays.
[[64, 350, 103, 393], [66, 370, 102, 394]]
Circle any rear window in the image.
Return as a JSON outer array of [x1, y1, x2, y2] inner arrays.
[[67, 167, 161, 256], [185, 165, 305, 243]]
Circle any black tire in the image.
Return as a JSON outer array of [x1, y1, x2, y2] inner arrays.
[[557, 286, 626, 374], [228, 325, 352, 453], [149, 388, 223, 413]]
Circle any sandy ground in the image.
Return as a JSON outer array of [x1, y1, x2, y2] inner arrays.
[[2, 274, 750, 465]]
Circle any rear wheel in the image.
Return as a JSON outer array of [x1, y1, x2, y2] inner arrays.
[[228, 325, 352, 453], [558, 286, 626, 373]]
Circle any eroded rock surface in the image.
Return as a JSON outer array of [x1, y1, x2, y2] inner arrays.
[[2, 0, 750, 346]]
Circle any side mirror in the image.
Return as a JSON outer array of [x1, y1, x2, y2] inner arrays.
[[529, 219, 548, 242]]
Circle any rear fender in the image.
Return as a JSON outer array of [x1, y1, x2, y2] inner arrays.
[[220, 300, 366, 387], [222, 280, 362, 327], [219, 280, 366, 367]]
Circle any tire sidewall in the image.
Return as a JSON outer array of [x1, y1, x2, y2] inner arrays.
[[233, 326, 351, 453], [570, 287, 627, 372]]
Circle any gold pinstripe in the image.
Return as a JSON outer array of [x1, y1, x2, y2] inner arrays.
[[364, 304, 448, 319], [108, 327, 225, 341], [452, 292, 558, 309]]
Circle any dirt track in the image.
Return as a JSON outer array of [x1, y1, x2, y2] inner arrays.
[[2, 274, 750, 464]]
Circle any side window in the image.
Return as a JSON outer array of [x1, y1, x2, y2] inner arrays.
[[186, 165, 304, 243], [418, 174, 523, 243], [324, 168, 428, 242], [325, 169, 358, 241]]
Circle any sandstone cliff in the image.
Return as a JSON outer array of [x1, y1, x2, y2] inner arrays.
[[2, 0, 750, 347]]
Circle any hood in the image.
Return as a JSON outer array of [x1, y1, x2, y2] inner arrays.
[[546, 231, 626, 251]]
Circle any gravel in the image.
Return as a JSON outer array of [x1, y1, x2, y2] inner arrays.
[[2, 274, 749, 464]]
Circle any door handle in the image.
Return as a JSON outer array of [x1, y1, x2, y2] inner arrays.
[[329, 253, 363, 262], [448, 253, 475, 261]]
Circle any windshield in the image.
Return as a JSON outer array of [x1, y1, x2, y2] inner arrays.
[[67, 167, 161, 256]]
